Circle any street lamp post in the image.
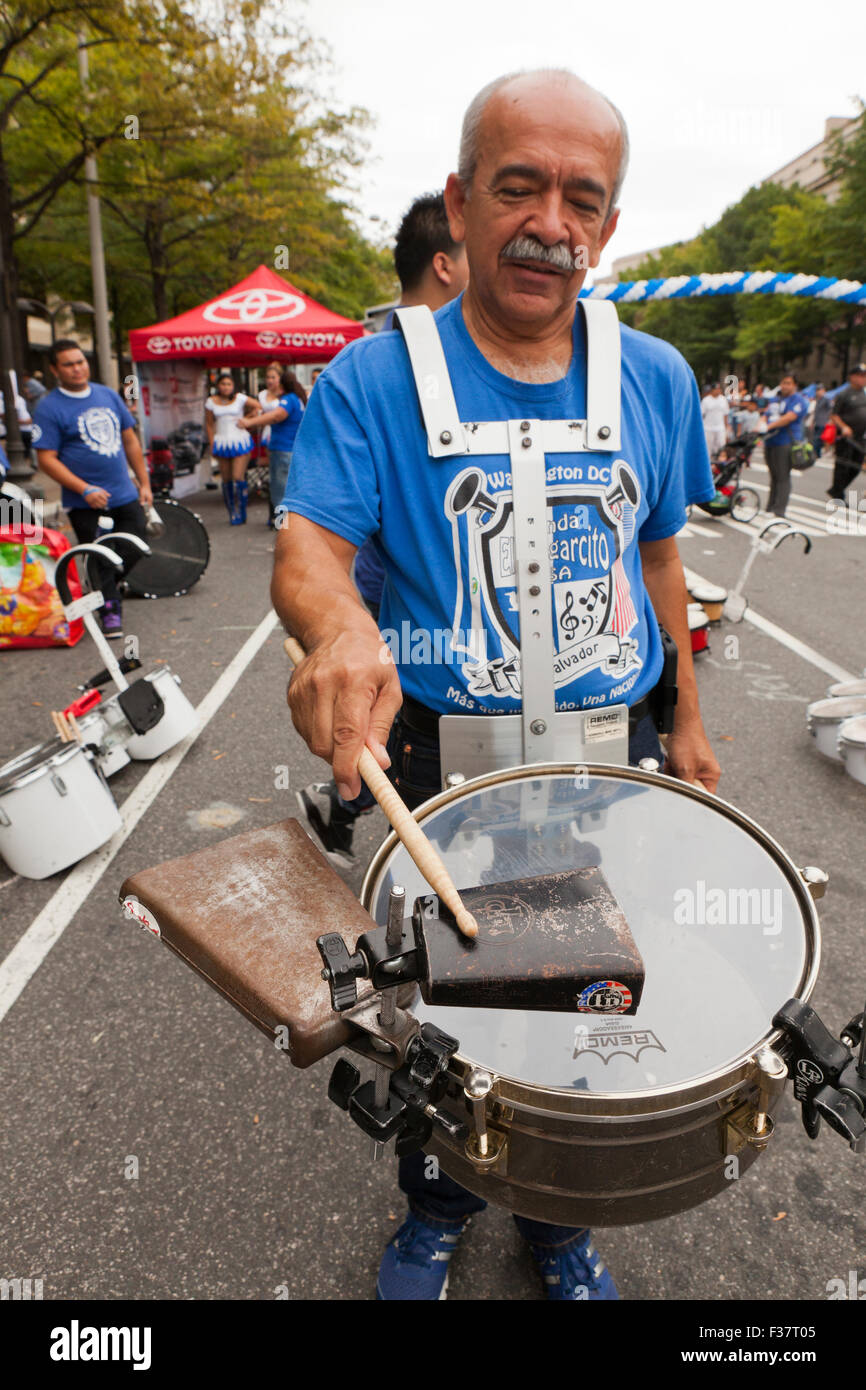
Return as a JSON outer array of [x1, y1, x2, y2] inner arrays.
[[19, 296, 97, 344], [0, 236, 29, 481], [77, 34, 113, 388]]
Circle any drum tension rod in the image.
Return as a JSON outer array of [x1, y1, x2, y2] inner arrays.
[[773, 997, 866, 1153]]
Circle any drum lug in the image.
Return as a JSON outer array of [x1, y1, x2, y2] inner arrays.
[[464, 1125, 508, 1173], [800, 866, 828, 900], [462, 1069, 508, 1174], [51, 773, 68, 796], [724, 1102, 775, 1154], [726, 1047, 788, 1153]]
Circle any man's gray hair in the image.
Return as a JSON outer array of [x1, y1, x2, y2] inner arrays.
[[457, 68, 630, 215]]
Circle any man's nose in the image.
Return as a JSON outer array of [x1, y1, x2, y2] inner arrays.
[[523, 192, 573, 248]]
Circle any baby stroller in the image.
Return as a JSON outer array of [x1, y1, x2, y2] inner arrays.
[[697, 431, 760, 522]]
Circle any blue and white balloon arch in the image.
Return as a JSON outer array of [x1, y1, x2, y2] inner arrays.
[[579, 271, 866, 304]]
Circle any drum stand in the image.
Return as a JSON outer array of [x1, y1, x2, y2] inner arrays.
[[774, 996, 866, 1152], [724, 520, 812, 622], [323, 886, 468, 1159]]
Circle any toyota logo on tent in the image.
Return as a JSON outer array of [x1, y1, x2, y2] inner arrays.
[[147, 335, 172, 354], [255, 330, 283, 349], [202, 289, 305, 325]]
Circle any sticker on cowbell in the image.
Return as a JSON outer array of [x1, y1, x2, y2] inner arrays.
[[122, 896, 161, 939], [576, 979, 632, 1013]]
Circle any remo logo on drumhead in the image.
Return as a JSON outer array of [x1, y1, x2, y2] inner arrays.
[[577, 980, 633, 1013]]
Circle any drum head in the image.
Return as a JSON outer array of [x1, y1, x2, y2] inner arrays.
[[363, 767, 817, 1102], [123, 499, 210, 598], [839, 715, 866, 746], [809, 695, 866, 724], [0, 737, 67, 794]]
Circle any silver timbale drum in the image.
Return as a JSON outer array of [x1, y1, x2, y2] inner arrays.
[[361, 764, 820, 1227]]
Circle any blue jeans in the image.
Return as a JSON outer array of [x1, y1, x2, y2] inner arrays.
[[269, 450, 292, 511], [389, 711, 664, 1247]]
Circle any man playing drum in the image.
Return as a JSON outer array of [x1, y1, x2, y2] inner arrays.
[[272, 68, 720, 1301]]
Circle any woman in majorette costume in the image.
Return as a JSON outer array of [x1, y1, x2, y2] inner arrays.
[[204, 373, 255, 524], [257, 362, 283, 526]]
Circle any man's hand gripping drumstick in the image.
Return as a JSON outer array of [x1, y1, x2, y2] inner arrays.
[[283, 633, 477, 939], [272, 517, 477, 938]]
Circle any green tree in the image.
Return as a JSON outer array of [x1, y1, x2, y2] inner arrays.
[[614, 166, 863, 381], [10, 0, 396, 351]]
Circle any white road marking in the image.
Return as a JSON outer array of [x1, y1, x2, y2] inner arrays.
[[685, 565, 857, 683], [0, 607, 280, 1027], [749, 457, 833, 474], [741, 611, 856, 682]]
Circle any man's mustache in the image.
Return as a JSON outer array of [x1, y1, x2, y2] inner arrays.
[[500, 235, 575, 273]]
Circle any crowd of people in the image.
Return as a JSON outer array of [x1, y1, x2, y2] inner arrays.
[[699, 366, 866, 517]]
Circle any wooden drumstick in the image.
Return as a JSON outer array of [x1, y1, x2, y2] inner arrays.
[[52, 710, 71, 742], [283, 635, 478, 939]]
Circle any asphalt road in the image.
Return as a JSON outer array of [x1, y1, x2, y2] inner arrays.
[[1, 454, 864, 1303]]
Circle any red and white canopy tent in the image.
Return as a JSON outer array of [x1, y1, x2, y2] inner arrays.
[[128, 266, 364, 483], [129, 263, 365, 366]]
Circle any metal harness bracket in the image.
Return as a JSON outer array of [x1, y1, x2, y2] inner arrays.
[[395, 298, 624, 766]]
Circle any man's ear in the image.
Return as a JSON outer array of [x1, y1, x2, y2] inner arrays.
[[431, 250, 453, 286], [444, 171, 467, 244]]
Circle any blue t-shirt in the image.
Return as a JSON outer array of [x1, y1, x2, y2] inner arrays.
[[354, 537, 386, 608], [285, 294, 714, 716], [764, 392, 808, 447], [32, 385, 138, 510], [268, 393, 303, 452]]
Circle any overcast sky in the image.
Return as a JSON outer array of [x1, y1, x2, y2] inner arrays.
[[307, 0, 864, 283]]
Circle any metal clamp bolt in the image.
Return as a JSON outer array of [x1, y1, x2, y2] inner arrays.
[[597, 426, 611, 440], [530, 718, 547, 736], [439, 430, 452, 445], [520, 420, 531, 431], [521, 436, 532, 449]]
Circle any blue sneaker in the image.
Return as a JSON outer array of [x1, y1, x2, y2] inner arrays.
[[376, 1213, 468, 1300], [529, 1232, 619, 1300]]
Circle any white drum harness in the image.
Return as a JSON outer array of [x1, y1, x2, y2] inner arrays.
[[392, 300, 636, 780]]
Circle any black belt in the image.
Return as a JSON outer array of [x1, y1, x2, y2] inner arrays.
[[401, 693, 652, 739]]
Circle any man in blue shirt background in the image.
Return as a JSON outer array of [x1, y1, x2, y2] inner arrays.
[[355, 192, 470, 619], [762, 372, 809, 518], [33, 339, 152, 638]]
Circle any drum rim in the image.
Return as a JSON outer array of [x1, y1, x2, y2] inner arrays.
[[0, 736, 96, 796], [688, 583, 727, 601], [808, 696, 866, 723], [838, 715, 866, 746], [827, 680, 866, 697], [360, 761, 821, 1118]]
